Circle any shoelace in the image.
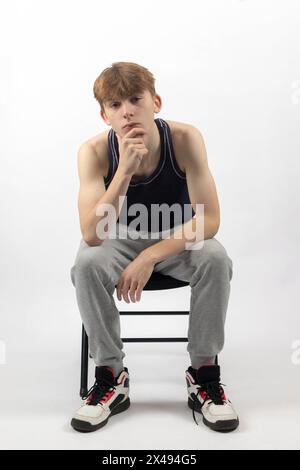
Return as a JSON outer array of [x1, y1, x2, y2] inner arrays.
[[192, 380, 227, 425], [82, 378, 116, 406]]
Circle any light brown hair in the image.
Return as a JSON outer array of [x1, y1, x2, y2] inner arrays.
[[93, 62, 157, 112]]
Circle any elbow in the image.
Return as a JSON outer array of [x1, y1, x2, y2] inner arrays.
[[84, 237, 104, 247], [85, 239, 103, 247], [83, 232, 104, 247], [81, 222, 104, 246], [209, 215, 220, 237], [213, 220, 220, 236], [83, 222, 115, 246]]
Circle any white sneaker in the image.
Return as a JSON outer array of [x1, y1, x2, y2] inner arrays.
[[185, 365, 239, 432], [71, 366, 130, 432]]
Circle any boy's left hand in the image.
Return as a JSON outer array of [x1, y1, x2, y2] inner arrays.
[[116, 252, 155, 303]]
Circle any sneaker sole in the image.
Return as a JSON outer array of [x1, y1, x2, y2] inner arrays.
[[71, 397, 130, 433], [188, 398, 239, 433]]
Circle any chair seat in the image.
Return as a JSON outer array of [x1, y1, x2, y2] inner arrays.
[[114, 272, 189, 291], [143, 272, 190, 290]]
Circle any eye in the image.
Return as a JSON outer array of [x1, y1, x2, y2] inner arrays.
[[111, 97, 141, 108]]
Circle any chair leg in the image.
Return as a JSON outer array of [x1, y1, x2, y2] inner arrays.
[[79, 321, 218, 396], [80, 324, 89, 398]]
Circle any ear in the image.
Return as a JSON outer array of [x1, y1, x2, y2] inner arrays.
[[153, 94, 162, 114], [100, 109, 110, 125]]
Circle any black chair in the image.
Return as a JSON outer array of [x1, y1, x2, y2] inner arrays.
[[79, 271, 217, 397]]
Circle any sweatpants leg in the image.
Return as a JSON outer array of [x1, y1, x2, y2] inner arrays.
[[70, 228, 158, 376], [153, 237, 233, 369]]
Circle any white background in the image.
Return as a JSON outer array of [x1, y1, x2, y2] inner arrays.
[[0, 0, 299, 450]]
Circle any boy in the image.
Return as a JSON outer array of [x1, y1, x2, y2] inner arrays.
[[70, 62, 239, 433]]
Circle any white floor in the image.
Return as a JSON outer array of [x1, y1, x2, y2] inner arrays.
[[1, 339, 299, 450]]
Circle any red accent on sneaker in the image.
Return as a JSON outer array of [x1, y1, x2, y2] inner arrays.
[[86, 387, 116, 405], [199, 386, 227, 402], [100, 389, 116, 404], [220, 387, 227, 401]]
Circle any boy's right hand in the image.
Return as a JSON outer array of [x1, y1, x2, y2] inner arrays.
[[115, 127, 148, 177]]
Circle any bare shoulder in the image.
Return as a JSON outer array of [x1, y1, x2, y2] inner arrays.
[[80, 129, 110, 178], [164, 119, 195, 132], [165, 119, 202, 145], [164, 120, 202, 172]]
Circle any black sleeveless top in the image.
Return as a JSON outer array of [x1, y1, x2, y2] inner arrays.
[[105, 118, 195, 233]]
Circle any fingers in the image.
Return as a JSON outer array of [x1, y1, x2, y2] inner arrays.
[[116, 281, 142, 303], [121, 279, 131, 303], [124, 127, 147, 137], [116, 281, 122, 301], [116, 132, 146, 150], [116, 127, 146, 141], [129, 281, 139, 303], [135, 285, 143, 302]]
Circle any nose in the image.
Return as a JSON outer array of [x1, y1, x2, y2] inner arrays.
[[122, 101, 134, 118]]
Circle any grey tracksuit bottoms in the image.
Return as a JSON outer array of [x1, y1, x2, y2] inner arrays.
[[70, 224, 233, 376]]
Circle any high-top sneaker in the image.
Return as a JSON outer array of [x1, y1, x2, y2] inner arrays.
[[185, 365, 239, 432], [71, 366, 130, 432]]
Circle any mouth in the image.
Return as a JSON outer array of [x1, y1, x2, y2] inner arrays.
[[123, 123, 139, 130]]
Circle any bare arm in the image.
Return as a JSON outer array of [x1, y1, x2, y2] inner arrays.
[[77, 142, 131, 246]]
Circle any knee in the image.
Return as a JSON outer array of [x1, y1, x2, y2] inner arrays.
[[206, 240, 233, 275], [70, 246, 110, 285], [207, 244, 231, 268], [191, 239, 233, 283]]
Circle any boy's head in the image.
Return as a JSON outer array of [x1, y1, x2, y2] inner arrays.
[[93, 62, 162, 136]]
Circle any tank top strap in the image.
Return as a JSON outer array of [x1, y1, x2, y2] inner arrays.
[[159, 119, 186, 180]]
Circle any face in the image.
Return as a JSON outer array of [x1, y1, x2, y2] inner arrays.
[[100, 89, 162, 136]]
